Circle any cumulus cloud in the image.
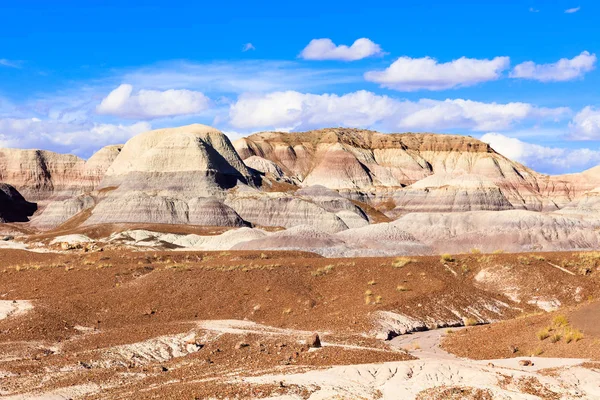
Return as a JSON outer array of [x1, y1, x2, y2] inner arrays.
[[0, 117, 150, 157], [481, 132, 600, 173], [569, 106, 600, 139], [565, 6, 580, 13], [529, 7, 540, 12], [510, 51, 596, 82], [242, 43, 255, 52], [228, 90, 569, 132], [299, 38, 384, 61], [96, 84, 210, 119], [364, 56, 510, 91]]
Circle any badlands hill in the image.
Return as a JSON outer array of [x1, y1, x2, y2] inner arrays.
[[2, 124, 600, 255]]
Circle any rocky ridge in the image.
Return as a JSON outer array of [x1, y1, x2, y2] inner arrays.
[[3, 124, 600, 256]]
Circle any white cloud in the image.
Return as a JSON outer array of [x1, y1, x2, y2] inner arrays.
[[96, 84, 210, 119], [565, 6, 580, 13], [481, 132, 600, 173], [529, 7, 540, 12], [510, 51, 596, 82], [242, 43, 255, 52], [228, 90, 569, 132], [0, 117, 150, 157], [364, 56, 510, 91], [122, 60, 357, 94], [569, 106, 600, 139], [300, 38, 384, 61], [0, 59, 20, 68]]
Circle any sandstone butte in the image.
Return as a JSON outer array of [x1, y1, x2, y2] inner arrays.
[[2, 123, 600, 254]]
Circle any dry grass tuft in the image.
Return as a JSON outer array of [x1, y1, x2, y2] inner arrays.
[[552, 315, 569, 328], [396, 285, 409, 292], [550, 333, 562, 343], [537, 327, 551, 341], [464, 317, 478, 327], [564, 327, 584, 343], [311, 264, 334, 277], [440, 253, 455, 263], [392, 257, 416, 268]]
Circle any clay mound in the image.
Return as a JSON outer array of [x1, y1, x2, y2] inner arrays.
[[297, 185, 368, 215], [30, 194, 95, 229], [335, 223, 431, 256], [83, 145, 123, 185], [243, 156, 286, 179], [555, 187, 600, 217], [86, 193, 246, 227], [394, 210, 600, 253], [225, 190, 349, 233], [0, 183, 37, 222], [392, 174, 514, 214], [192, 227, 268, 250], [79, 125, 256, 227], [233, 225, 347, 254], [101, 124, 252, 193]]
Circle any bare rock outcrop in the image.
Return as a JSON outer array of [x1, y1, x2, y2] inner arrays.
[[0, 148, 89, 203], [234, 128, 547, 211], [80, 124, 253, 226]]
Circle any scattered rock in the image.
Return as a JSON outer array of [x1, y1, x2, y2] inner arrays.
[[519, 359, 534, 367], [235, 341, 249, 350], [308, 333, 321, 348], [1, 235, 14, 241]]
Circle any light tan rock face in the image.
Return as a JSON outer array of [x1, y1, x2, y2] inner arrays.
[[80, 124, 253, 227], [82, 145, 123, 186], [101, 124, 252, 192], [0, 149, 88, 202], [0, 145, 123, 207], [234, 128, 546, 211]]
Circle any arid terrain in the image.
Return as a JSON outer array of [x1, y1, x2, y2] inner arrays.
[[2, 124, 600, 398]]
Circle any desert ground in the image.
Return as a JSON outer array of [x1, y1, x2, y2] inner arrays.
[[0, 227, 599, 399]]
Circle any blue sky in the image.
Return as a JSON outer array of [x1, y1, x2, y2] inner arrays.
[[1, 0, 599, 174]]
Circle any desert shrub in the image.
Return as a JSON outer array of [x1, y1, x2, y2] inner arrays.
[[464, 317, 478, 326], [470, 248, 482, 254], [367, 279, 376, 285], [550, 333, 562, 343], [396, 285, 409, 292]]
